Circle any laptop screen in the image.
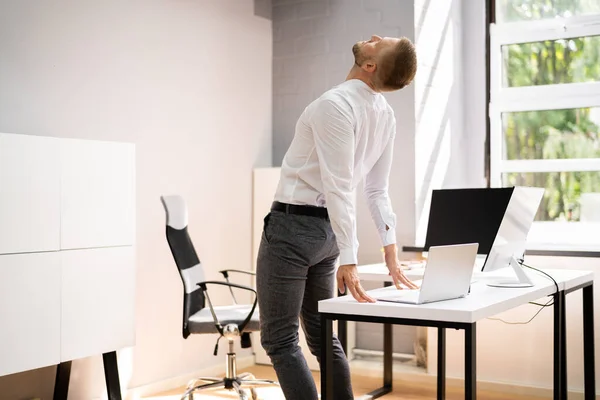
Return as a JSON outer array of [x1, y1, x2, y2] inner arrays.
[[424, 188, 514, 254]]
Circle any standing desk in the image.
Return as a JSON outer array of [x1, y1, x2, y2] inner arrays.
[[324, 268, 595, 400]]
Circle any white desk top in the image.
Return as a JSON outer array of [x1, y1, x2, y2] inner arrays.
[[321, 269, 593, 324], [544, 268, 594, 291], [357, 263, 593, 292]]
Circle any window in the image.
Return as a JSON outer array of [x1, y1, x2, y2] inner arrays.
[[490, 0, 600, 247]]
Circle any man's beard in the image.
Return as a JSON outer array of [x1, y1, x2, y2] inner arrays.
[[352, 42, 367, 66]]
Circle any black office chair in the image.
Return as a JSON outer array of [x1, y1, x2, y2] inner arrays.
[[160, 195, 278, 400]]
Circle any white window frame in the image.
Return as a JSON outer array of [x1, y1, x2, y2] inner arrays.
[[489, 11, 600, 248]]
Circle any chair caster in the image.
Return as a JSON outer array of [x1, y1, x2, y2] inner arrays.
[[184, 380, 195, 400], [238, 388, 250, 400], [251, 387, 259, 400]]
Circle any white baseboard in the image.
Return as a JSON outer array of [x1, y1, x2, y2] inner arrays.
[[93, 356, 255, 400]]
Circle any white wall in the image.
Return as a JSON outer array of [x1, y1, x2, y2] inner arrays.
[[426, 255, 600, 394], [462, 0, 488, 189], [414, 0, 480, 244], [0, 1, 272, 399]]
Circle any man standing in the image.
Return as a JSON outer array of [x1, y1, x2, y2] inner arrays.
[[256, 35, 418, 399]]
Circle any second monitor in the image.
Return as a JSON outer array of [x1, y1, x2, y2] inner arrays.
[[424, 187, 514, 254], [483, 186, 545, 287]]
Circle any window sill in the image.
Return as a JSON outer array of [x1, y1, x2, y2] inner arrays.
[[527, 221, 600, 254], [404, 221, 600, 258], [524, 246, 600, 258], [402, 244, 600, 258]]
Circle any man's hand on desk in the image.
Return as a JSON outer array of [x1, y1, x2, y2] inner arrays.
[[384, 244, 420, 290], [337, 264, 375, 303]]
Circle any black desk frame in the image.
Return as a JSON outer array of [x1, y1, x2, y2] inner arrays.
[[561, 282, 596, 400], [330, 284, 595, 400], [337, 282, 395, 398], [324, 314, 476, 400]]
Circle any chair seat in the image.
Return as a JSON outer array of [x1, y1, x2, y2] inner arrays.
[[188, 304, 260, 334]]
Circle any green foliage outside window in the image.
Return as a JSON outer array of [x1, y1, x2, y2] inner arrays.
[[498, 0, 600, 221]]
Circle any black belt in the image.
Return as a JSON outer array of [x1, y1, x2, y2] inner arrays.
[[271, 201, 329, 219]]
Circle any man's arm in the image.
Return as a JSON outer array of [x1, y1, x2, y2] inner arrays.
[[364, 121, 419, 290], [364, 132, 397, 249], [311, 98, 374, 303], [311, 98, 358, 266]]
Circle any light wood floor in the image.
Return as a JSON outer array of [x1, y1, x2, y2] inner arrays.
[[146, 364, 548, 400]]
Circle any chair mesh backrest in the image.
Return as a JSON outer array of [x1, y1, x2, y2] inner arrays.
[[160, 195, 205, 338]]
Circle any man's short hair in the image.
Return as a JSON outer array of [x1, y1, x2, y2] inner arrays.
[[376, 37, 417, 91]]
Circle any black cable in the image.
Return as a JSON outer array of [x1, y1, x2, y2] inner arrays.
[[487, 296, 554, 324], [519, 260, 559, 295], [487, 259, 558, 324], [529, 301, 554, 307]]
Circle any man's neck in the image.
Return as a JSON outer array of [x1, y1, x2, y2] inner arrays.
[[345, 65, 378, 92]]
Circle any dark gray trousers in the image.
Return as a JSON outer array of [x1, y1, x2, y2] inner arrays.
[[256, 210, 353, 400]]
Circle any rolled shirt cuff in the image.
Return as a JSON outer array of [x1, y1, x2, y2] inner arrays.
[[380, 228, 397, 247], [338, 247, 358, 266]]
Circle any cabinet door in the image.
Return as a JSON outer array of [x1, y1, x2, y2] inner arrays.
[[60, 139, 135, 250], [60, 246, 135, 362], [0, 133, 60, 254], [0, 252, 61, 376]]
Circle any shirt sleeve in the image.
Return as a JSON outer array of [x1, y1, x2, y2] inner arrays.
[[364, 121, 397, 247], [310, 98, 358, 266]]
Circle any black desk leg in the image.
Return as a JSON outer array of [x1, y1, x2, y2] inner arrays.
[[363, 282, 394, 399], [560, 291, 568, 400], [383, 320, 393, 389], [554, 291, 563, 400], [103, 351, 123, 400], [438, 328, 446, 400], [465, 323, 476, 400], [337, 290, 348, 355], [583, 284, 596, 400], [383, 281, 393, 390], [321, 315, 334, 400], [53, 361, 72, 400]]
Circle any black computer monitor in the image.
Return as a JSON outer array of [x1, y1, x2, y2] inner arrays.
[[424, 187, 514, 254]]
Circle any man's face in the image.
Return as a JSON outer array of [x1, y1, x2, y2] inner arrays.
[[352, 35, 399, 67]]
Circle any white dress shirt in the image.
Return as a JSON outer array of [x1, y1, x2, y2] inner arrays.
[[274, 79, 397, 266]]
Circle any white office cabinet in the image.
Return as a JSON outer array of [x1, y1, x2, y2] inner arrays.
[[0, 133, 60, 254], [60, 138, 135, 250], [0, 132, 136, 386], [0, 252, 61, 376], [60, 247, 136, 361]]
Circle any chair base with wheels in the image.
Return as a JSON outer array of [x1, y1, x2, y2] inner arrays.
[[181, 324, 278, 400]]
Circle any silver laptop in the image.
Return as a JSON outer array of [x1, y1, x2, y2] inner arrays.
[[375, 243, 479, 305]]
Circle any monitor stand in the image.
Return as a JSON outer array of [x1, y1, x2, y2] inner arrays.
[[487, 256, 534, 288]]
